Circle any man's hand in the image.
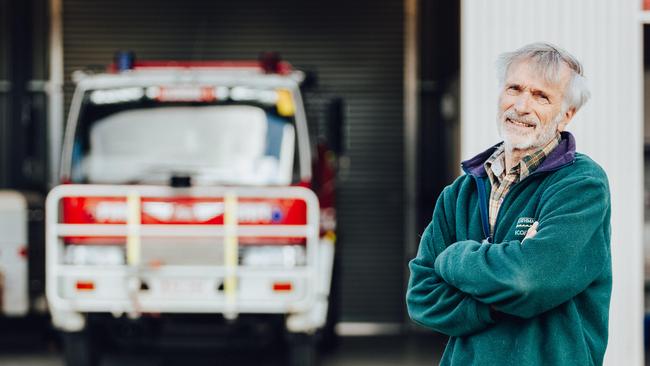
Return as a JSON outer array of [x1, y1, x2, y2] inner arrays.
[[523, 221, 538, 242]]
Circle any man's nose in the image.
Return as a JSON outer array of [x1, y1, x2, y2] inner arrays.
[[513, 94, 532, 115]]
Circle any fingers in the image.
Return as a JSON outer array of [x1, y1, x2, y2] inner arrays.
[[523, 221, 539, 241]]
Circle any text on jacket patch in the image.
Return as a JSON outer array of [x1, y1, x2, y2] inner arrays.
[[514, 217, 536, 236]]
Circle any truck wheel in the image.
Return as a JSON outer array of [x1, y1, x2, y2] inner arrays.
[[61, 331, 98, 366], [319, 237, 341, 352], [287, 333, 318, 366]]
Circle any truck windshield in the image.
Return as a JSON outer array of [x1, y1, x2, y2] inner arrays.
[[70, 86, 297, 186]]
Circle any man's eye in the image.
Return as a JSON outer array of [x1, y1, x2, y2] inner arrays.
[[535, 95, 550, 104], [506, 86, 519, 94]]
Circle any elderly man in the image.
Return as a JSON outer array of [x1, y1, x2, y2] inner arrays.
[[407, 43, 611, 365]]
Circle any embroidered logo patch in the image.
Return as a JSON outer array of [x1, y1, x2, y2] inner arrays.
[[514, 217, 536, 236]]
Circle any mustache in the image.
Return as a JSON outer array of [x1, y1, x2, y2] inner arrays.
[[502, 111, 538, 126]]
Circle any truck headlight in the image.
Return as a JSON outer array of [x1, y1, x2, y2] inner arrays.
[[64, 245, 125, 265], [240, 245, 306, 268]]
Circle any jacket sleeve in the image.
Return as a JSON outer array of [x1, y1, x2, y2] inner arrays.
[[434, 176, 610, 319], [406, 188, 495, 336]]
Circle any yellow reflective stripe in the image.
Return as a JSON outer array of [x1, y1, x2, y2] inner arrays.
[[126, 191, 141, 266], [325, 230, 337, 244], [223, 193, 238, 308]]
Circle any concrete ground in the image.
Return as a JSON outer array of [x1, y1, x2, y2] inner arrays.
[[0, 333, 446, 366]]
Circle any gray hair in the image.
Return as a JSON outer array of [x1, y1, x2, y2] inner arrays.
[[496, 42, 590, 111]]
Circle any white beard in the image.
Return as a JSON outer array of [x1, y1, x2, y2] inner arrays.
[[497, 109, 565, 150]]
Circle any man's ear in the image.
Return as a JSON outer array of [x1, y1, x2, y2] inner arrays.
[[557, 107, 576, 132]]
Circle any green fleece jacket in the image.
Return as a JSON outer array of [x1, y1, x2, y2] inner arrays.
[[407, 132, 611, 366]]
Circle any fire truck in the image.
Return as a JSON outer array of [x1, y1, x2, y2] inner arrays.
[[46, 53, 343, 366]]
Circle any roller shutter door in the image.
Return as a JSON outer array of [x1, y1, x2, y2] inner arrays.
[[62, 0, 404, 323]]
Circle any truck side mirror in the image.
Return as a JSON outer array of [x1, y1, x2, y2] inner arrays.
[[326, 97, 345, 155], [301, 70, 318, 90]]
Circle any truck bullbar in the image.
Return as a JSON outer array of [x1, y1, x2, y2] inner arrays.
[[46, 184, 320, 317]]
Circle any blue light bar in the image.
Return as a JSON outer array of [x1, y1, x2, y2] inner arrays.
[[114, 51, 135, 71]]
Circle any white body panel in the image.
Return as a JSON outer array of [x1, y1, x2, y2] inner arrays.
[[0, 191, 30, 316], [461, 1, 643, 364]]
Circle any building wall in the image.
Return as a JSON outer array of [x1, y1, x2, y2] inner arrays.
[[0, 0, 10, 188], [0, 0, 49, 191], [460, 0, 643, 364], [60, 0, 405, 323]]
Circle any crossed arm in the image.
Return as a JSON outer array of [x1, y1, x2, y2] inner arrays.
[[406, 196, 495, 337], [407, 176, 609, 336]]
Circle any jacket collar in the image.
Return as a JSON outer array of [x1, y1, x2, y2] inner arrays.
[[461, 131, 576, 178]]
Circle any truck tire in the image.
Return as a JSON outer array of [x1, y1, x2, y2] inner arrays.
[[319, 248, 341, 351], [287, 333, 318, 366], [61, 331, 98, 366]]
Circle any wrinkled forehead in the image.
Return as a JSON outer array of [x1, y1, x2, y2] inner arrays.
[[506, 57, 572, 90]]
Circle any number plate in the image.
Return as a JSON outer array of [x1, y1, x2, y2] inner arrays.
[[157, 278, 213, 296]]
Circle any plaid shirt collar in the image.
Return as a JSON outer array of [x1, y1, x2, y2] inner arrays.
[[484, 133, 561, 186]]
